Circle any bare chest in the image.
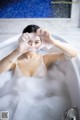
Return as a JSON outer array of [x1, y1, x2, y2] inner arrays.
[[17, 56, 42, 76]]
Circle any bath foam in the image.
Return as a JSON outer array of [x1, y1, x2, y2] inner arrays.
[[0, 60, 71, 120]]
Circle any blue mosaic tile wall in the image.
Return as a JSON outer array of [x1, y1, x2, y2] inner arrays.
[[0, 0, 72, 18]]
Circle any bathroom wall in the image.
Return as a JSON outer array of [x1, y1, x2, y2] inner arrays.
[[0, 0, 72, 18], [0, 0, 80, 49]]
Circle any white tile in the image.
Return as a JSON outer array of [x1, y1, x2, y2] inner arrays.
[[0, 19, 80, 50]]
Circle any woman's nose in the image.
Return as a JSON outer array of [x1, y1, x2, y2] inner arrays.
[[31, 42, 35, 47]]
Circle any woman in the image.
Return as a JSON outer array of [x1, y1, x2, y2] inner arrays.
[[0, 25, 78, 120], [0, 25, 78, 75]]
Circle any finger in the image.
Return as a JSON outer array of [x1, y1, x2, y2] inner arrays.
[[40, 29, 48, 35], [18, 35, 25, 43], [25, 32, 31, 38], [44, 31, 50, 36], [42, 30, 47, 35], [21, 35, 26, 42], [36, 28, 42, 35], [45, 31, 48, 36], [40, 29, 45, 35], [23, 33, 30, 41], [38, 29, 44, 36]]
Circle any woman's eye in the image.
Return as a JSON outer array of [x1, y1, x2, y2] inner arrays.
[[35, 42, 39, 44]]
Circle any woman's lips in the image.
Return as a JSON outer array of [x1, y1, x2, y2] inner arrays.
[[27, 47, 37, 52]]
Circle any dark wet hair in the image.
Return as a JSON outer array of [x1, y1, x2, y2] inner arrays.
[[22, 24, 40, 33]]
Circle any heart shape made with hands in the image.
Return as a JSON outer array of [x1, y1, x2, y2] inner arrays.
[[18, 33, 46, 53]]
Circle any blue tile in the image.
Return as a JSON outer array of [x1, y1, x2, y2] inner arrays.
[[0, 0, 71, 18]]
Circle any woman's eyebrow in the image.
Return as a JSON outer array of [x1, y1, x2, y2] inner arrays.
[[36, 37, 42, 41], [36, 40, 40, 41], [35, 39, 41, 41]]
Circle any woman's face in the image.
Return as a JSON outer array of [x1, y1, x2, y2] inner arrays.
[[27, 33, 42, 51]]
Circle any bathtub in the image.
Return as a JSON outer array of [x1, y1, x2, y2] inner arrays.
[[0, 34, 80, 119]]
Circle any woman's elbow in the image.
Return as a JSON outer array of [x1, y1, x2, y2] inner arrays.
[[0, 69, 4, 74], [0, 63, 3, 73], [0, 65, 8, 74], [71, 50, 78, 58], [0, 67, 6, 74]]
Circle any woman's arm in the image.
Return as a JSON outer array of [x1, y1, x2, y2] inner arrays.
[[36, 28, 78, 58], [43, 52, 64, 67], [36, 28, 78, 66], [51, 38, 78, 58], [0, 33, 30, 73], [0, 48, 21, 73]]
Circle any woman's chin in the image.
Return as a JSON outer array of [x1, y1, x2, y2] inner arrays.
[[27, 47, 41, 53], [28, 48, 37, 52]]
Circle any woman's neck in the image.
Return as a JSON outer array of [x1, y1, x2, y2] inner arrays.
[[25, 51, 37, 59]]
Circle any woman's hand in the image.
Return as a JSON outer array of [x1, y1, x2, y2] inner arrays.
[[36, 28, 78, 57], [36, 28, 54, 45], [18, 33, 31, 54]]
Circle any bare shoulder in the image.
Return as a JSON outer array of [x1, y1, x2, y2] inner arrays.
[[10, 54, 25, 70], [43, 52, 64, 60], [43, 53, 58, 67], [43, 52, 65, 67], [18, 53, 27, 60]]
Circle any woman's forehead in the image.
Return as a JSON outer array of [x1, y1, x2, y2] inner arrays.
[[27, 33, 40, 41]]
